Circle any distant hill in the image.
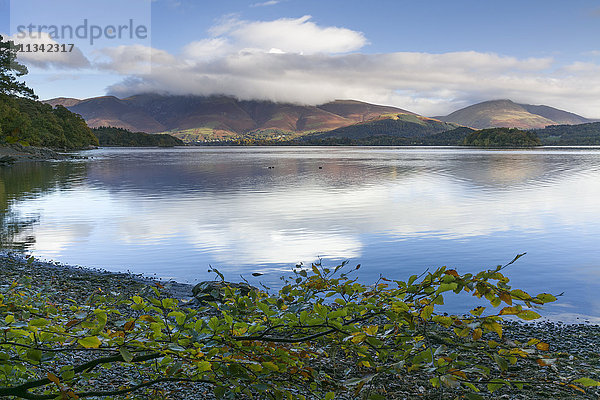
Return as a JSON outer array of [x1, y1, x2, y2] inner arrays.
[[436, 100, 592, 129], [45, 95, 414, 142], [536, 122, 600, 145], [313, 113, 459, 140], [92, 127, 184, 147]]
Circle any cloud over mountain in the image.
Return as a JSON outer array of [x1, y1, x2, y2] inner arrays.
[[17, 15, 600, 117]]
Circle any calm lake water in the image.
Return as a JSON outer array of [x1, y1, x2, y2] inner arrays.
[[2, 147, 600, 321]]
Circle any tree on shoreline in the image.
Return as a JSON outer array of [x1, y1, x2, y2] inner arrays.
[[0, 256, 598, 399], [0, 35, 37, 100]]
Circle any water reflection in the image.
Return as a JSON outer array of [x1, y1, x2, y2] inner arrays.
[[0, 161, 88, 250], [1, 147, 600, 320]]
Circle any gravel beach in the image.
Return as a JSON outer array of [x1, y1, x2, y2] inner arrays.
[[1, 252, 599, 399]]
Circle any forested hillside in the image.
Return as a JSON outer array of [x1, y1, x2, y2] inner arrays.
[[92, 127, 184, 147], [0, 95, 98, 149]]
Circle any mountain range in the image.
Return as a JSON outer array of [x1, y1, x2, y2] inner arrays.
[[45, 95, 412, 141], [45, 95, 595, 143]]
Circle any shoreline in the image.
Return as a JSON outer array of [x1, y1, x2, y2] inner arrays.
[[2, 251, 598, 327], [0, 144, 92, 164], [0, 251, 194, 301]]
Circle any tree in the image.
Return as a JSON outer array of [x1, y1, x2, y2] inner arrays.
[[0, 35, 37, 99], [0, 256, 598, 399]]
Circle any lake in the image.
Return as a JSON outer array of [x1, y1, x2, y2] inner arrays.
[[1, 146, 600, 322]]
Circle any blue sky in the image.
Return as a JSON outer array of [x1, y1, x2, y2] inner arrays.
[[2, 0, 600, 116], [149, 0, 599, 59]]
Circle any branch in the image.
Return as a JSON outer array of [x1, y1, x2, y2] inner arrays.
[[0, 352, 161, 397], [1, 377, 214, 400], [235, 313, 382, 343]]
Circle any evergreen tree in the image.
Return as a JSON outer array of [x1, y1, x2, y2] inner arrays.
[[0, 35, 37, 99]]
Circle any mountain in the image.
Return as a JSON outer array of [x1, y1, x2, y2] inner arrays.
[[43, 97, 83, 108], [57, 96, 167, 133], [317, 100, 415, 121], [45, 95, 414, 142], [436, 100, 592, 129]]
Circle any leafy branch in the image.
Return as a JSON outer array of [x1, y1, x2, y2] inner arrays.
[[0, 256, 597, 399]]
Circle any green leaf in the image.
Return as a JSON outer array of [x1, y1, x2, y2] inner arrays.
[[311, 264, 321, 276], [412, 349, 433, 365], [208, 316, 220, 331], [61, 366, 75, 381], [463, 382, 480, 392], [26, 348, 42, 363], [4, 315, 14, 324], [29, 318, 50, 327], [329, 308, 347, 318], [432, 315, 453, 327], [262, 361, 279, 371], [214, 386, 227, 398], [510, 289, 531, 300], [420, 305, 434, 321], [470, 306, 485, 316], [493, 354, 508, 372], [536, 293, 557, 303], [197, 361, 212, 372], [95, 311, 107, 326], [437, 282, 458, 294], [324, 392, 335, 400], [517, 310, 541, 321], [78, 336, 101, 349], [119, 347, 133, 362], [487, 381, 504, 393], [168, 311, 186, 325], [391, 301, 409, 314], [257, 302, 271, 315], [408, 275, 418, 285], [574, 377, 600, 387]]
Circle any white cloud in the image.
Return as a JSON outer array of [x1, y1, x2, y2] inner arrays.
[[251, 0, 281, 7], [9, 33, 90, 69], [582, 50, 600, 57], [95, 44, 176, 74], [210, 15, 368, 54], [104, 49, 578, 116], [182, 38, 232, 61]]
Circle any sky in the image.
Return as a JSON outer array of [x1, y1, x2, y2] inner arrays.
[[1, 0, 600, 117]]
